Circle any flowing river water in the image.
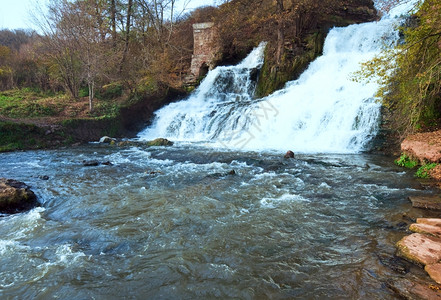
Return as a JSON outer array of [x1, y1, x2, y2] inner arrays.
[[0, 144, 438, 299], [1, 0, 438, 299]]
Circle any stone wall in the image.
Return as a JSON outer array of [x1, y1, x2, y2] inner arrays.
[[187, 22, 219, 83]]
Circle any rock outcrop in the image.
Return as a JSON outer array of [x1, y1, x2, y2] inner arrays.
[[0, 178, 39, 214], [397, 218, 441, 286], [401, 130, 441, 163], [146, 138, 174, 147]]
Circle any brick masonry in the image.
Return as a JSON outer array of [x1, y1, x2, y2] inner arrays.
[[187, 22, 219, 83]]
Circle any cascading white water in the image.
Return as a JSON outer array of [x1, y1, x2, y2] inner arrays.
[[138, 2, 414, 153]]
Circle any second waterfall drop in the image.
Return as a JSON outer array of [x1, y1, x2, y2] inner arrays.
[[139, 3, 411, 153]]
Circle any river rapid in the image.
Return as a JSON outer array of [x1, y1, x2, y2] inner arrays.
[[0, 144, 436, 299]]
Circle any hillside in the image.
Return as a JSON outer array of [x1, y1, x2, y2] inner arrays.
[[0, 0, 377, 151]]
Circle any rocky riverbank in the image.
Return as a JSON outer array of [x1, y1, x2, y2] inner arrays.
[[389, 131, 441, 298], [400, 130, 441, 182]]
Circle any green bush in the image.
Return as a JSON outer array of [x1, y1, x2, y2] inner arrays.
[[415, 163, 438, 178], [395, 154, 418, 169], [98, 83, 123, 100]]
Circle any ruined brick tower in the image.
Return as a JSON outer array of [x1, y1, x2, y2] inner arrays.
[[187, 22, 219, 83]]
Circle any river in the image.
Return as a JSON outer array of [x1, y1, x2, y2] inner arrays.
[[1, 0, 434, 298], [0, 144, 436, 299]]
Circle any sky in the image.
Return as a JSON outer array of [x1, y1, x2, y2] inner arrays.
[[0, 0, 218, 31]]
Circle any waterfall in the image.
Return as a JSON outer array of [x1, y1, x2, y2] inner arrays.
[[138, 2, 414, 153]]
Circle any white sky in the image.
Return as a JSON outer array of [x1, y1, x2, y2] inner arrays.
[[0, 0, 218, 31]]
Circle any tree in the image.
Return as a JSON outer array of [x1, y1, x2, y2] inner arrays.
[[359, 0, 441, 135]]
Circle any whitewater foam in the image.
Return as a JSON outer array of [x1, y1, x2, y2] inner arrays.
[[139, 1, 415, 153]]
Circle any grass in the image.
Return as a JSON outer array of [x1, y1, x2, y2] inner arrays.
[[0, 88, 66, 118]]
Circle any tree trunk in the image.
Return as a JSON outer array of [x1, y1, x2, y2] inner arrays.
[[88, 80, 94, 112], [111, 0, 117, 48], [276, 0, 285, 65], [119, 0, 133, 74]]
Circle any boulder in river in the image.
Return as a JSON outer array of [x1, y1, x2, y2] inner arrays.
[[146, 138, 174, 147], [83, 160, 113, 167], [284, 150, 295, 159], [0, 178, 39, 214]]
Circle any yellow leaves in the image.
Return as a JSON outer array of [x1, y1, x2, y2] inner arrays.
[[0, 46, 11, 59]]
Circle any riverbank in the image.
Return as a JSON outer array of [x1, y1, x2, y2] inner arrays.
[[0, 85, 186, 152]]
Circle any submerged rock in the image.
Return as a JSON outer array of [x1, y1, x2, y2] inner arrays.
[[118, 141, 137, 147], [387, 278, 441, 300], [83, 160, 100, 167], [425, 263, 441, 285], [0, 178, 39, 214], [82, 160, 113, 167], [409, 195, 441, 210], [146, 138, 174, 147], [284, 150, 295, 159]]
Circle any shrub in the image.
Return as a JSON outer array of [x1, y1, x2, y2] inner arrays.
[[415, 163, 438, 178], [395, 154, 418, 168]]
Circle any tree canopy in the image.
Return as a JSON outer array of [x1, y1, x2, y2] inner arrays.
[[360, 0, 441, 136]]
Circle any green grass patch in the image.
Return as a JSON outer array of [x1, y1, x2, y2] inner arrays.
[[0, 88, 66, 118]]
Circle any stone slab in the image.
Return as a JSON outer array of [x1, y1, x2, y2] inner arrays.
[[418, 218, 441, 227], [426, 263, 441, 285], [396, 233, 441, 266], [409, 195, 441, 210], [387, 278, 441, 299], [410, 223, 441, 238]]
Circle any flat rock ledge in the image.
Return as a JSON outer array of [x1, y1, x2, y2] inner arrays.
[[397, 218, 441, 287], [0, 178, 39, 214], [409, 195, 441, 210]]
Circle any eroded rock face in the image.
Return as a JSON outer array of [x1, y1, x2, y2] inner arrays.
[[401, 139, 441, 163], [0, 178, 39, 214]]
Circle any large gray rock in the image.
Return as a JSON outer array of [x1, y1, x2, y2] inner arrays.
[[0, 178, 39, 214]]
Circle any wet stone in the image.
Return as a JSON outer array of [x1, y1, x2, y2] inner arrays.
[[409, 195, 441, 210], [426, 263, 441, 285], [387, 278, 441, 300], [396, 233, 441, 266], [83, 160, 100, 167], [0, 178, 39, 214], [410, 223, 441, 238], [146, 138, 174, 147], [418, 218, 441, 227]]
